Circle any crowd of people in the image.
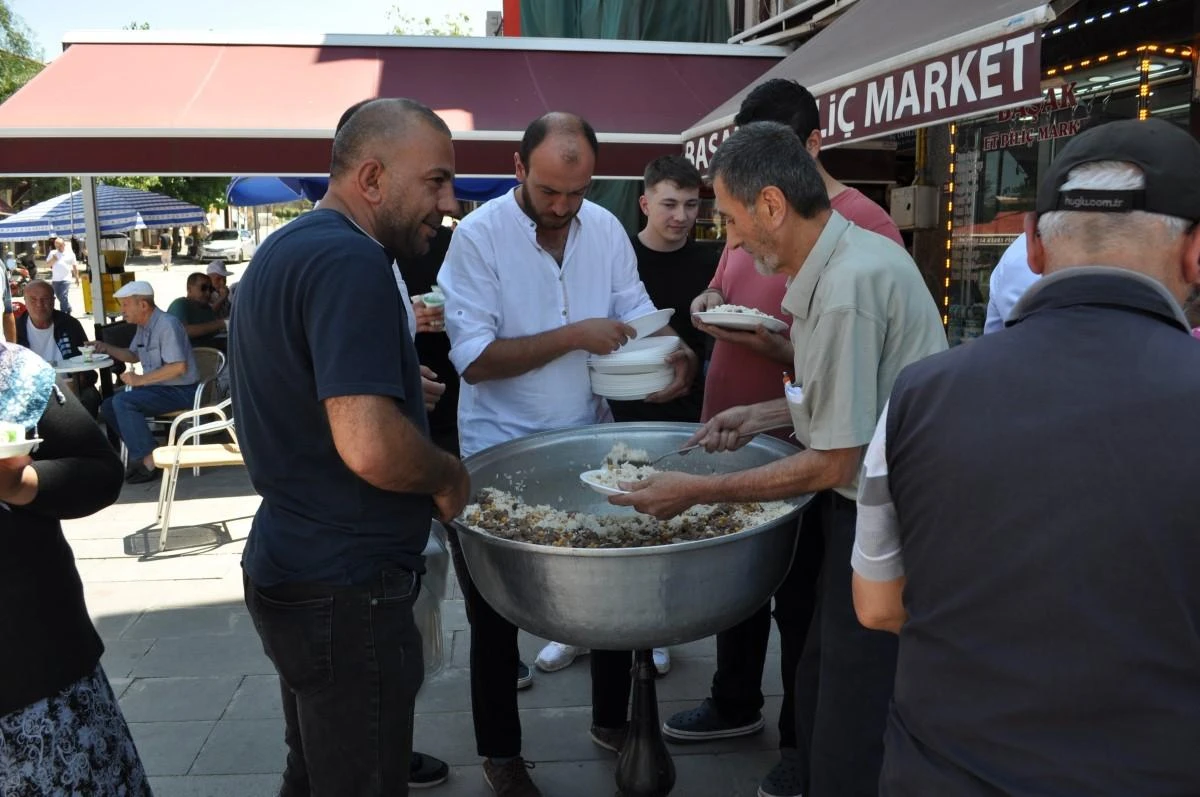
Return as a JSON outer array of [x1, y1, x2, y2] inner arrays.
[[1, 84, 1199, 797]]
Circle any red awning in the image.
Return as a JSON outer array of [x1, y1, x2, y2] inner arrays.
[[0, 33, 785, 178]]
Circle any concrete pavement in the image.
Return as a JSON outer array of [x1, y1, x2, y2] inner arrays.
[[67, 462, 790, 797]]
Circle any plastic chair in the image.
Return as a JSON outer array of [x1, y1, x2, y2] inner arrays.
[[150, 399, 242, 552]]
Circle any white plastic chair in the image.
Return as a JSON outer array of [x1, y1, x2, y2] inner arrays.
[[150, 398, 242, 552]]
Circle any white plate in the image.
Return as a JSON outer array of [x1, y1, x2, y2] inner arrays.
[[589, 359, 670, 375], [579, 469, 630, 496], [0, 438, 42, 458], [590, 365, 673, 386], [60, 354, 113, 367], [591, 367, 674, 399], [598, 336, 679, 362], [693, 311, 787, 334], [626, 309, 675, 339]]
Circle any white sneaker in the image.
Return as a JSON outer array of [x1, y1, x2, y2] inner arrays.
[[653, 647, 671, 676], [534, 642, 588, 672]]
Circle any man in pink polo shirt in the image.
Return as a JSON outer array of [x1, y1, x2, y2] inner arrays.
[[666, 79, 903, 797]]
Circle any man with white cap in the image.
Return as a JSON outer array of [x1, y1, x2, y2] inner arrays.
[[93, 281, 199, 484], [206, 260, 235, 319]]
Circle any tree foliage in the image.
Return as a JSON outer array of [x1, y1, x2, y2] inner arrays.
[[101, 176, 230, 212], [389, 11, 472, 36], [0, 0, 43, 104]]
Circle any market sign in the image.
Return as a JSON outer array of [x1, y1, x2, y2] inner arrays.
[[684, 28, 1043, 171], [984, 82, 1083, 151]]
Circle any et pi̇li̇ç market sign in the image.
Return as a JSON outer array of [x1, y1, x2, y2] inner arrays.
[[684, 29, 1042, 170], [983, 82, 1083, 151]]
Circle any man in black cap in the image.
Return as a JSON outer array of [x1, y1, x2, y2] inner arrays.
[[852, 118, 1200, 795]]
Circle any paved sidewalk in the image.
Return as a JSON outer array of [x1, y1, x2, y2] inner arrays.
[[67, 462, 788, 797]]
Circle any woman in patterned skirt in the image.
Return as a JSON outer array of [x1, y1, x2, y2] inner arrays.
[[0, 340, 152, 795]]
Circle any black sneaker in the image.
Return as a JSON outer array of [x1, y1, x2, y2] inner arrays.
[[758, 748, 804, 797], [662, 698, 765, 742], [409, 752, 449, 789], [516, 660, 533, 690], [483, 757, 541, 796], [589, 724, 628, 754], [125, 463, 159, 484]]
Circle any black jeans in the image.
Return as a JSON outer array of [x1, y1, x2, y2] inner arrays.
[[794, 491, 898, 797], [244, 569, 424, 797], [444, 528, 632, 757], [710, 514, 822, 749]]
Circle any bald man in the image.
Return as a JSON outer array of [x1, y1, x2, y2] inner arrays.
[[230, 98, 469, 796]]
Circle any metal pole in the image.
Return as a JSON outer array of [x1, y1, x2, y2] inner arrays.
[[80, 176, 106, 330]]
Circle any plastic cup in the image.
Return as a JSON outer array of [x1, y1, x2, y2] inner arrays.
[[80, 345, 95, 362]]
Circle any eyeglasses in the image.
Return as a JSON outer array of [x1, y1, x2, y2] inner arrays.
[[198, 284, 213, 292]]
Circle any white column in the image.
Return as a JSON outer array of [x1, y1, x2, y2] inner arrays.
[[79, 175, 106, 329]]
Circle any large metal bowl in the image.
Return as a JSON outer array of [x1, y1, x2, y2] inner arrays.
[[452, 423, 811, 650]]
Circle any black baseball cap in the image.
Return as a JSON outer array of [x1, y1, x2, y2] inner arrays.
[[1036, 119, 1200, 222]]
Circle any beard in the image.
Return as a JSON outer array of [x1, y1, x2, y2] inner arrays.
[[377, 194, 436, 261], [520, 183, 574, 230], [753, 253, 781, 277]]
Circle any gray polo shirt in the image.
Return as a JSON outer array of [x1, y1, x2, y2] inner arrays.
[[781, 211, 946, 500], [131, 308, 199, 385]]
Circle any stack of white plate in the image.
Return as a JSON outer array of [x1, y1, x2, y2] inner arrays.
[[588, 336, 678, 400]]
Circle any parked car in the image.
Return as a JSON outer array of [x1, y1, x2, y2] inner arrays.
[[200, 229, 257, 263]]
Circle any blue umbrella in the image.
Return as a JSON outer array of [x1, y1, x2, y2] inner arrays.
[[226, 176, 330, 206], [226, 176, 518, 207], [0, 184, 206, 242]]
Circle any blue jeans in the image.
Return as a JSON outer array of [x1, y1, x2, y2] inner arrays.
[[244, 569, 424, 796], [99, 384, 196, 461], [51, 279, 72, 316]]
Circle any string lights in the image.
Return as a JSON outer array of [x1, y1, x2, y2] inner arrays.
[[1045, 44, 1193, 77]]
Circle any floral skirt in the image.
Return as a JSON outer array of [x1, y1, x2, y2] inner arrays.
[[0, 664, 152, 796]]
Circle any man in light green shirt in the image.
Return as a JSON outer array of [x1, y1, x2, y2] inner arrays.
[[612, 121, 945, 797]]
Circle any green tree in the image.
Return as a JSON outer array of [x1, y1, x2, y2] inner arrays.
[[0, 0, 43, 103], [124, 21, 151, 30], [389, 10, 472, 36], [102, 176, 229, 213]]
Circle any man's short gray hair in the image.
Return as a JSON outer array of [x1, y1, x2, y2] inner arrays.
[[710, 121, 830, 219], [330, 98, 451, 179], [1038, 161, 1192, 245]]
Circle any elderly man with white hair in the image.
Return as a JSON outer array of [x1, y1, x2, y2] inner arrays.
[[93, 281, 198, 483], [852, 119, 1200, 795]]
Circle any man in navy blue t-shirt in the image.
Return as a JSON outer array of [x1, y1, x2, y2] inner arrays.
[[229, 98, 468, 796]]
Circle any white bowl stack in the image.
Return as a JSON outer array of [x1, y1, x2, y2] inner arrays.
[[588, 335, 679, 401]]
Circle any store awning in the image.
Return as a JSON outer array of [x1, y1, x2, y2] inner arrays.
[[0, 32, 786, 178], [683, 0, 1081, 166]]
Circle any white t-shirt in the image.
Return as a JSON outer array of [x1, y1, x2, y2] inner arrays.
[[26, 323, 62, 364], [47, 248, 77, 282]]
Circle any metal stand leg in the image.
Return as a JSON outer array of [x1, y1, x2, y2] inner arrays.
[[615, 649, 676, 797]]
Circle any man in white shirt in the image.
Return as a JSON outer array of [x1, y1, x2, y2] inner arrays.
[[46, 237, 79, 316], [984, 233, 1040, 333], [439, 112, 696, 797]]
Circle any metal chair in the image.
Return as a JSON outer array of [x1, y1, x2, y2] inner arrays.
[[150, 399, 243, 552], [147, 347, 227, 475], [118, 347, 228, 475]]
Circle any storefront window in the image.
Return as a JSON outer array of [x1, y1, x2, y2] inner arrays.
[[946, 69, 1192, 345]]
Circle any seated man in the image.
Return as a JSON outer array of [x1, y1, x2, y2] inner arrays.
[[17, 279, 101, 416], [94, 281, 199, 484], [168, 272, 227, 349], [206, 260, 235, 319]]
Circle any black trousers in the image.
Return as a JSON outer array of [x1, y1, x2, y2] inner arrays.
[[445, 528, 632, 758], [794, 491, 898, 797], [710, 513, 823, 749], [244, 570, 423, 797]]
